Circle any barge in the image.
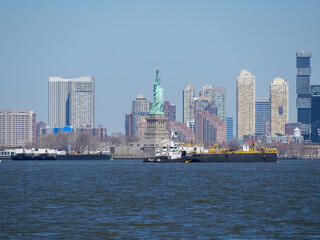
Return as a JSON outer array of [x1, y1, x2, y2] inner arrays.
[[144, 143, 277, 163]]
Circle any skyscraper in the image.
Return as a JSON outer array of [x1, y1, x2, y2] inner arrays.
[[69, 77, 95, 128], [132, 95, 150, 136], [270, 77, 289, 135], [296, 51, 312, 140], [183, 85, 195, 125], [226, 117, 234, 141], [236, 70, 255, 139], [49, 76, 95, 128], [0, 110, 36, 147], [49, 77, 70, 128], [311, 85, 320, 142], [255, 98, 270, 134], [213, 87, 226, 122]]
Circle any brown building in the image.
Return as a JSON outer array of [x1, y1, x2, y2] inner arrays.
[[163, 101, 176, 122], [195, 110, 225, 144]]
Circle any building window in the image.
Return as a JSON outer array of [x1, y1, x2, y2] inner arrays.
[[279, 106, 283, 115]]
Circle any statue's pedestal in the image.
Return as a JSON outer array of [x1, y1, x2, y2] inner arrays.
[[144, 114, 169, 141], [143, 114, 169, 155]]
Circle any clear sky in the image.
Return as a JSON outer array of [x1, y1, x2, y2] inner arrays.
[[1, 0, 319, 134]]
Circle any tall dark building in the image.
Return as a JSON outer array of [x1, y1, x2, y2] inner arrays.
[[296, 51, 312, 140], [125, 112, 133, 136], [226, 117, 234, 141], [311, 85, 320, 142], [255, 98, 270, 135]]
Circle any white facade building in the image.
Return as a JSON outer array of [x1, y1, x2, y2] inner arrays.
[[236, 70, 255, 139], [183, 85, 195, 124], [270, 77, 289, 135], [49, 77, 95, 128]]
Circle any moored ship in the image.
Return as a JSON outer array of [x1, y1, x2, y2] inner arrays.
[[10, 148, 112, 161]]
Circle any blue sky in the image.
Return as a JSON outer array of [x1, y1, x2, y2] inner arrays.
[[1, 0, 319, 134]]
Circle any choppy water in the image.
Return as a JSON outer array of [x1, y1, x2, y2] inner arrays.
[[0, 159, 320, 239]]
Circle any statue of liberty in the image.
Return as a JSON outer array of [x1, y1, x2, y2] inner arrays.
[[149, 68, 165, 115]]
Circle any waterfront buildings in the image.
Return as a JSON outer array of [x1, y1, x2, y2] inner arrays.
[[194, 96, 217, 115], [166, 121, 195, 143], [75, 125, 107, 139], [131, 95, 150, 137], [296, 51, 312, 140], [285, 122, 302, 136], [183, 85, 195, 125], [49, 76, 95, 128], [163, 101, 176, 122], [236, 70, 255, 139], [311, 85, 320, 142], [255, 98, 270, 135], [270, 77, 289, 135], [226, 117, 234, 141], [36, 121, 47, 141], [0, 110, 36, 147], [195, 110, 225, 144]]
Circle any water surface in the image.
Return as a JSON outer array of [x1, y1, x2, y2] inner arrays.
[[1, 159, 319, 239]]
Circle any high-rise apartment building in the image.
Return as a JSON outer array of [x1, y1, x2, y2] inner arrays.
[[132, 95, 150, 137], [270, 77, 289, 135], [198, 86, 225, 122], [236, 70, 255, 139], [194, 96, 217, 115], [0, 110, 36, 147], [255, 98, 270, 134], [311, 85, 320, 142], [49, 76, 95, 128], [296, 51, 312, 140], [198, 85, 214, 98], [226, 117, 234, 141], [163, 101, 176, 122], [183, 85, 195, 125]]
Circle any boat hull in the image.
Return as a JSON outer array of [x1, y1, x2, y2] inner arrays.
[[144, 152, 277, 163], [11, 153, 111, 161], [55, 154, 111, 160]]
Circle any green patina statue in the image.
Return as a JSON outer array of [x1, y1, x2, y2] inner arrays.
[[149, 68, 165, 115]]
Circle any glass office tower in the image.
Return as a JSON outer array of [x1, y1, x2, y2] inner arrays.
[[255, 98, 270, 135], [296, 51, 312, 140]]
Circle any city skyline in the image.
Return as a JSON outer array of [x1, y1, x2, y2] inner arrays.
[[0, 1, 319, 133]]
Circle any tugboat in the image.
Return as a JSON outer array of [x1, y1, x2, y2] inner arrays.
[[143, 131, 186, 163]]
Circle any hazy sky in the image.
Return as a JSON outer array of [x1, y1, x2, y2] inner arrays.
[[1, 0, 319, 134]]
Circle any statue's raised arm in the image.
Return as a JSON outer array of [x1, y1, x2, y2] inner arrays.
[[149, 68, 165, 115]]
